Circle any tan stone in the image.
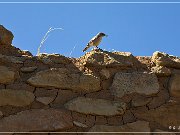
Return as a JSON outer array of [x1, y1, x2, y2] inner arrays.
[[151, 66, 171, 76], [100, 69, 110, 79], [30, 101, 49, 109], [85, 115, 96, 127], [122, 110, 136, 124], [0, 89, 34, 107], [73, 121, 88, 128], [0, 105, 30, 117], [0, 66, 15, 84], [20, 66, 37, 73], [0, 54, 25, 64], [95, 116, 107, 125], [147, 89, 169, 109], [133, 103, 180, 128], [107, 116, 123, 126], [34, 88, 58, 97], [169, 74, 180, 97], [152, 51, 180, 68], [85, 90, 114, 100], [72, 111, 86, 123], [87, 121, 150, 134], [38, 53, 71, 64], [110, 72, 159, 98], [0, 109, 73, 132], [36, 97, 55, 105], [82, 49, 134, 68], [14, 134, 48, 135], [0, 25, 14, 45], [0, 84, 5, 89], [51, 90, 78, 107], [153, 129, 176, 135], [6, 83, 34, 93], [27, 68, 101, 93], [0, 111, 3, 116], [65, 97, 126, 116]]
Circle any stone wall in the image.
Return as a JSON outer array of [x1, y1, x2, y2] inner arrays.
[[0, 25, 180, 134]]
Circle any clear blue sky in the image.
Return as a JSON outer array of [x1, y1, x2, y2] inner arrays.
[[0, 0, 180, 57]]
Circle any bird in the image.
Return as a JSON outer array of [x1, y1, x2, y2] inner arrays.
[[83, 32, 108, 52]]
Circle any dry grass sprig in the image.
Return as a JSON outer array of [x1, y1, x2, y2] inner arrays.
[[69, 44, 77, 57], [37, 27, 63, 56]]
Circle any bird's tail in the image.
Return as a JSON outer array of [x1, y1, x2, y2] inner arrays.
[[83, 44, 90, 52]]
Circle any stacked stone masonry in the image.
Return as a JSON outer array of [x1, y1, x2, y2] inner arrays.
[[0, 25, 180, 134]]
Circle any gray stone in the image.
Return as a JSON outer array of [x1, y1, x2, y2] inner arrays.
[[65, 97, 126, 116], [110, 72, 159, 98]]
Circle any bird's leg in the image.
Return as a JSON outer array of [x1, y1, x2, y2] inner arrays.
[[94, 46, 99, 50]]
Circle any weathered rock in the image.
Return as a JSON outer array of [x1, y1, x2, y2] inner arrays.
[[81, 49, 134, 68], [0, 109, 73, 132], [0, 66, 15, 84], [95, 116, 107, 125], [153, 129, 176, 135], [36, 97, 55, 105], [6, 83, 34, 93], [0, 25, 14, 45], [38, 53, 71, 64], [131, 96, 152, 107], [110, 72, 159, 98], [0, 54, 25, 64], [51, 90, 78, 107], [0, 44, 32, 57], [65, 97, 126, 116], [0, 111, 3, 116], [72, 111, 87, 125], [100, 69, 110, 79], [20, 66, 37, 73], [87, 121, 150, 134], [122, 110, 136, 124], [27, 68, 101, 93], [34, 88, 58, 97], [169, 74, 180, 98], [0, 89, 34, 107], [151, 66, 171, 76], [152, 51, 180, 68], [107, 116, 123, 126], [73, 121, 88, 128], [133, 103, 180, 128]]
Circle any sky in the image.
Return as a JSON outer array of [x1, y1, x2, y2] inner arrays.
[[0, 0, 180, 58]]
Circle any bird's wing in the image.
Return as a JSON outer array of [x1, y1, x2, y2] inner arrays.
[[88, 35, 99, 45]]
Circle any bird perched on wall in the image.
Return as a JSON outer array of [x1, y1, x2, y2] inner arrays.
[[83, 32, 108, 52]]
